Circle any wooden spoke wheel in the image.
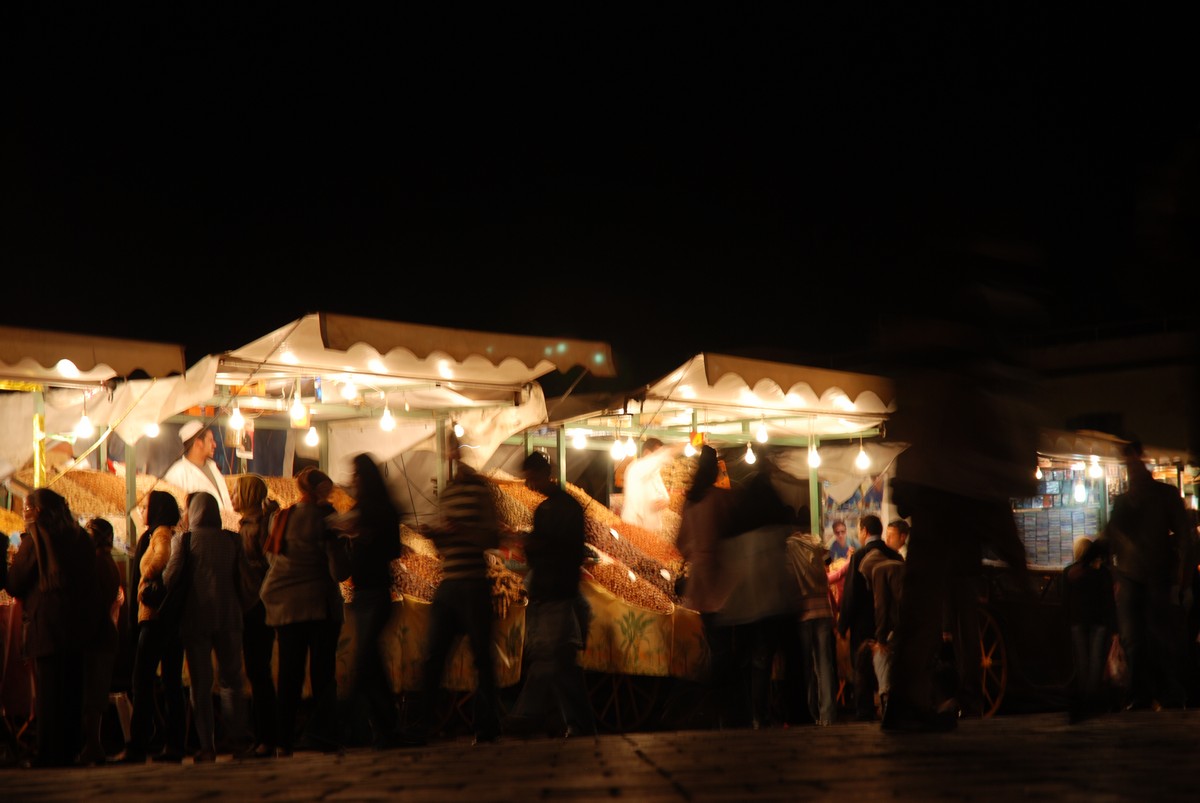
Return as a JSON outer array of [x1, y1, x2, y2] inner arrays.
[[978, 607, 1007, 718], [586, 672, 663, 733]]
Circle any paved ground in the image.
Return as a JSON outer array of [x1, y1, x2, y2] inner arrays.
[[4, 709, 1199, 802]]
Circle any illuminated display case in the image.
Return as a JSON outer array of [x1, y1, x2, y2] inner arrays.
[[1009, 430, 1129, 569]]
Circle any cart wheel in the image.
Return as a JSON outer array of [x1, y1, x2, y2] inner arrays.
[[587, 672, 663, 733], [978, 608, 1007, 718]]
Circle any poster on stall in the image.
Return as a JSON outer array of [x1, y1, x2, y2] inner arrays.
[[822, 474, 884, 541]]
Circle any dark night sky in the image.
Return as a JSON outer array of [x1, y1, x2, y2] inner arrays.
[[7, 7, 1198, 390]]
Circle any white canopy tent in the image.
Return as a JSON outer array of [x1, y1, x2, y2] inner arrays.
[[0, 324, 187, 487], [519, 352, 899, 535], [159, 312, 617, 485]]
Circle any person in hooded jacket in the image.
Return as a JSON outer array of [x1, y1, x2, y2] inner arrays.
[[162, 491, 252, 762]]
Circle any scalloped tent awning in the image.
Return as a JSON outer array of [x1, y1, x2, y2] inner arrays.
[[225, 312, 616, 386], [629, 352, 896, 441], [0, 324, 186, 385]]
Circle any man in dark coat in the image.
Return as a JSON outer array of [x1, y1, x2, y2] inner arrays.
[[836, 514, 902, 720]]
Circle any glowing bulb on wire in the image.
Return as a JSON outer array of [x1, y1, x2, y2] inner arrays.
[[572, 431, 587, 450], [380, 406, 396, 432], [610, 439, 625, 460], [305, 426, 319, 447], [229, 404, 245, 431], [807, 445, 821, 469], [1073, 480, 1087, 503], [756, 420, 768, 443], [745, 443, 756, 464], [855, 445, 871, 471]]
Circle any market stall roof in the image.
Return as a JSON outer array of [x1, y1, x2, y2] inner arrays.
[[0, 324, 186, 386], [542, 353, 895, 448], [176, 312, 617, 421]]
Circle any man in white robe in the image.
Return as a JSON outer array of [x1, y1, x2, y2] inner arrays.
[[162, 420, 235, 514]]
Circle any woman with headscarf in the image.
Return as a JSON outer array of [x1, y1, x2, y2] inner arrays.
[[6, 488, 101, 767], [233, 474, 280, 759], [124, 489, 186, 763], [259, 467, 350, 756], [163, 491, 252, 762]]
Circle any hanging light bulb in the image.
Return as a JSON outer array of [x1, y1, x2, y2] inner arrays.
[[854, 438, 871, 471], [624, 436, 637, 457], [745, 443, 756, 464], [144, 421, 160, 438], [610, 438, 625, 460], [684, 442, 696, 457], [1035, 465, 1043, 480], [572, 431, 587, 450], [453, 421, 465, 438], [1088, 455, 1103, 479], [74, 392, 94, 439], [289, 379, 308, 428], [305, 426, 319, 447], [380, 405, 396, 432], [756, 419, 768, 443], [807, 444, 821, 468], [229, 403, 245, 431], [340, 379, 359, 401], [1073, 479, 1087, 503]]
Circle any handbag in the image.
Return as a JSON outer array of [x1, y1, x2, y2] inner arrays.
[[151, 531, 193, 627]]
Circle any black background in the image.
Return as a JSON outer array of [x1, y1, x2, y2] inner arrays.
[[7, 6, 1197, 390]]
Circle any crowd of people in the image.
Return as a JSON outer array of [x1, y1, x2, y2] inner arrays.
[[2, 415, 1197, 767]]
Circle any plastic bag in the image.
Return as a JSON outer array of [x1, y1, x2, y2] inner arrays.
[[1105, 634, 1130, 689]]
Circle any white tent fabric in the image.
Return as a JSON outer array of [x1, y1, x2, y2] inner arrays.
[[630, 352, 895, 440], [322, 384, 549, 484], [224, 312, 616, 388], [0, 324, 186, 384]]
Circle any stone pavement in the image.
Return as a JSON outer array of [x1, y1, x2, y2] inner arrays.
[[3, 710, 1199, 802]]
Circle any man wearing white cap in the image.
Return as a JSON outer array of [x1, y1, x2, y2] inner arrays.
[[162, 421, 234, 513]]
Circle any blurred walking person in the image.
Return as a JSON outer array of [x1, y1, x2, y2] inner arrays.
[[881, 276, 1043, 732], [332, 453, 403, 749], [408, 437, 503, 745], [505, 450, 597, 739]]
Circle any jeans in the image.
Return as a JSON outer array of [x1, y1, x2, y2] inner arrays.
[[509, 596, 595, 735], [182, 627, 248, 754], [129, 620, 186, 755], [342, 587, 399, 741], [798, 617, 838, 725]]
